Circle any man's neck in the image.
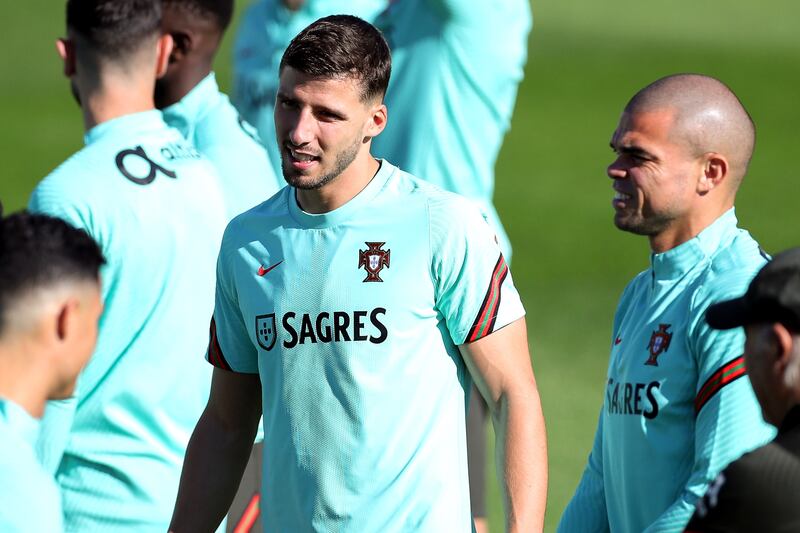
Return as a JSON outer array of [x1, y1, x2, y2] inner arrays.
[[81, 75, 157, 132], [648, 203, 734, 254], [296, 155, 381, 214], [0, 344, 51, 419], [155, 62, 213, 109]]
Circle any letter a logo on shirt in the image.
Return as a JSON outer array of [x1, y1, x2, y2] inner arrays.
[[645, 324, 672, 366], [358, 242, 391, 282], [255, 313, 277, 351]]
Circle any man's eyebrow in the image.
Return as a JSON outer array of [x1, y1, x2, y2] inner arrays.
[[610, 142, 657, 160]]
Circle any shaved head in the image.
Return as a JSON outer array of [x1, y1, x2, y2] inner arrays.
[[626, 74, 756, 187]]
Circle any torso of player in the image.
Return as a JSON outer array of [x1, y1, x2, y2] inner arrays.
[[30, 111, 228, 529], [222, 165, 473, 529], [373, 0, 531, 201]]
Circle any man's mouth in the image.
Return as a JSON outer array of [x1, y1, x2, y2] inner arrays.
[[286, 146, 320, 170], [612, 188, 633, 209]]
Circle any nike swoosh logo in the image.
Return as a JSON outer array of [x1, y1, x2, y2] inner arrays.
[[257, 260, 283, 277], [615, 336, 622, 345]]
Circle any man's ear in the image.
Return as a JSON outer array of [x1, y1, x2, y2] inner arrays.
[[771, 322, 794, 375], [697, 152, 729, 194], [56, 38, 76, 77], [155, 34, 175, 78], [55, 299, 80, 342], [363, 103, 388, 142]]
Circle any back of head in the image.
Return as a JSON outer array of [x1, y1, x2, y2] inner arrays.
[[66, 0, 161, 63], [626, 74, 756, 186], [162, 0, 234, 33], [280, 15, 392, 102], [0, 208, 105, 340]]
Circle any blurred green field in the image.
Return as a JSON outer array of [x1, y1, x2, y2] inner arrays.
[[1, 1, 798, 531]]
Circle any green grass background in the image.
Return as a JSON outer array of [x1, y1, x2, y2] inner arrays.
[[1, 1, 797, 531]]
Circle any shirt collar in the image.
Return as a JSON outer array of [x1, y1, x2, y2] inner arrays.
[[650, 208, 739, 280], [287, 159, 395, 229], [160, 73, 221, 140], [83, 110, 165, 146], [0, 398, 40, 448]]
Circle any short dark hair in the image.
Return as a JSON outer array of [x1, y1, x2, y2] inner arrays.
[[162, 0, 234, 31], [280, 15, 391, 102], [66, 0, 162, 59], [0, 208, 105, 337]]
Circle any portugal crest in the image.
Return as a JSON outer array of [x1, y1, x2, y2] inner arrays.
[[645, 323, 672, 366], [358, 242, 391, 282], [255, 314, 277, 351]]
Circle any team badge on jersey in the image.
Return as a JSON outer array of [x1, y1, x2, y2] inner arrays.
[[358, 242, 391, 282], [255, 313, 277, 351], [645, 323, 672, 366]]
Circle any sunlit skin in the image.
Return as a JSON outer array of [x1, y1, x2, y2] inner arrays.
[[607, 108, 732, 253], [274, 67, 387, 214]]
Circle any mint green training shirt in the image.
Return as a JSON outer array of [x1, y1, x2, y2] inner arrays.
[[29, 110, 227, 532], [208, 161, 525, 531], [162, 72, 283, 221], [558, 209, 776, 533], [0, 398, 63, 533], [233, 0, 387, 177], [372, 0, 532, 261]]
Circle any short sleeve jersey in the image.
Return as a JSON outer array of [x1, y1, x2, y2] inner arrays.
[[558, 209, 776, 533], [0, 399, 63, 533], [372, 0, 532, 259], [161, 72, 283, 221], [233, 0, 387, 177], [28, 111, 227, 532], [209, 160, 524, 531]]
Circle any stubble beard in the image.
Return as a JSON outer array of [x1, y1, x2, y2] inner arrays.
[[614, 208, 675, 237], [282, 135, 362, 190]]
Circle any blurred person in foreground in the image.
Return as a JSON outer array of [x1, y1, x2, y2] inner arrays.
[[233, 0, 386, 177], [685, 247, 800, 532], [28, 0, 227, 530], [156, 0, 283, 220], [372, 4, 532, 527], [0, 209, 104, 532], [558, 74, 775, 532], [170, 15, 546, 533]]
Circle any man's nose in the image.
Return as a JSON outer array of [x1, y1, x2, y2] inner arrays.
[[288, 109, 314, 146], [607, 158, 626, 180]]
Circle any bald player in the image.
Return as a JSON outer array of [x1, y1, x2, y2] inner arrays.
[[558, 74, 775, 532], [155, 0, 282, 220]]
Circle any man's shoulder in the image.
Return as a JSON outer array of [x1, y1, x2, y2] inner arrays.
[[694, 228, 767, 305], [223, 188, 289, 242], [386, 164, 485, 218], [197, 93, 265, 149]]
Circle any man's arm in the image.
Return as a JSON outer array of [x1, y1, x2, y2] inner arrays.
[[459, 317, 547, 532], [169, 368, 262, 532], [557, 412, 610, 533]]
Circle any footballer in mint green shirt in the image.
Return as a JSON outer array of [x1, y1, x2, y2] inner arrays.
[[170, 16, 547, 532], [372, 0, 532, 261], [30, 110, 227, 533], [559, 74, 775, 533], [28, 1, 228, 530]]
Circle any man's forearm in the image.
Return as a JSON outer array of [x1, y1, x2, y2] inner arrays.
[[169, 406, 259, 532], [493, 384, 548, 532]]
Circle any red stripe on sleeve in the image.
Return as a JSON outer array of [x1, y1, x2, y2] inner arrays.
[[694, 355, 747, 415], [208, 317, 233, 371]]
